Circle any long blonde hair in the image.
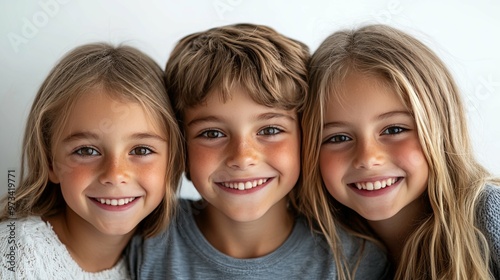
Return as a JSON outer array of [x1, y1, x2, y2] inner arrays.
[[298, 24, 499, 279], [0, 43, 184, 238]]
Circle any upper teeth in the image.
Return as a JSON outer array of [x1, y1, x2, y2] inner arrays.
[[95, 197, 136, 206], [354, 178, 398, 190], [220, 179, 268, 190]]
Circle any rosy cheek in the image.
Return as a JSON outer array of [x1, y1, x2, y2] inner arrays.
[[319, 149, 339, 171], [393, 139, 427, 170], [406, 150, 427, 169], [60, 167, 92, 187], [147, 163, 168, 184], [268, 140, 300, 166]]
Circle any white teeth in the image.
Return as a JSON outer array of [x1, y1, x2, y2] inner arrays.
[[95, 197, 136, 206], [221, 178, 268, 190], [354, 177, 398, 191], [245, 181, 252, 189]]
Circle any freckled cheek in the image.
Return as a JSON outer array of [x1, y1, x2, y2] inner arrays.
[[265, 139, 301, 177], [137, 162, 168, 192], [187, 144, 219, 180], [56, 165, 95, 189]]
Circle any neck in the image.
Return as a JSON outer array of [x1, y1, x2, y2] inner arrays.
[[195, 198, 294, 258], [367, 194, 429, 265], [44, 208, 133, 272]]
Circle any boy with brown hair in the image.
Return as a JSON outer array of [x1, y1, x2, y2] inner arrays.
[[127, 23, 388, 279]]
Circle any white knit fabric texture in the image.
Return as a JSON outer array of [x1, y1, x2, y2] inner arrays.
[[0, 216, 129, 279]]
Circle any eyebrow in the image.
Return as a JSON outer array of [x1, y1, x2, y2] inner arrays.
[[62, 131, 166, 143], [186, 112, 296, 127], [323, 110, 412, 129]]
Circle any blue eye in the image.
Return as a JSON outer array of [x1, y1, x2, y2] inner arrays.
[[130, 147, 153, 156], [200, 130, 225, 138], [74, 147, 100, 156], [258, 126, 283, 136], [382, 126, 407, 135], [326, 135, 352, 143]]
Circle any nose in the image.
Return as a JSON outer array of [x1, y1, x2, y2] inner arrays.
[[353, 138, 385, 169], [98, 154, 129, 185], [225, 136, 258, 170]]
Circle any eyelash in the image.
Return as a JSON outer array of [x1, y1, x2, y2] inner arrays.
[[324, 134, 352, 144], [73, 146, 100, 157], [129, 146, 155, 156], [258, 126, 284, 136], [199, 129, 225, 139], [381, 126, 408, 135]]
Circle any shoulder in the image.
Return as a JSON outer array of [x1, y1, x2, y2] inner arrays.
[[476, 185, 500, 271], [1, 216, 131, 279], [127, 199, 197, 278], [0, 216, 60, 278], [288, 218, 389, 279], [336, 226, 390, 279], [476, 185, 500, 225], [0, 216, 52, 244]]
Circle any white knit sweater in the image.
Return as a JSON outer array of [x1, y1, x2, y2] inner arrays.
[[0, 216, 129, 279]]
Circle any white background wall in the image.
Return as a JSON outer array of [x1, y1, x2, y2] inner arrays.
[[1, 0, 499, 199]]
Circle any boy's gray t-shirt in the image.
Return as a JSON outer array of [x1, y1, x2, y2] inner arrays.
[[127, 199, 389, 279]]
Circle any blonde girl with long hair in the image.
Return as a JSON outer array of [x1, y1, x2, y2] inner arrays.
[[299, 24, 500, 279], [0, 43, 183, 279]]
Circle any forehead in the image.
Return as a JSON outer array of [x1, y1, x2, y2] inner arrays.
[[57, 89, 164, 139], [326, 71, 405, 117], [184, 85, 297, 124]]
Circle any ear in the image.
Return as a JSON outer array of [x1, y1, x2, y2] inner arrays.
[[48, 161, 61, 184]]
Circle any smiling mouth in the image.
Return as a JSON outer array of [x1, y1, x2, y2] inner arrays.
[[93, 197, 137, 206], [350, 177, 401, 191], [218, 178, 270, 190]]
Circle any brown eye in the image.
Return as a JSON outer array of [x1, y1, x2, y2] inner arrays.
[[328, 135, 351, 143], [75, 147, 100, 156], [258, 126, 283, 136], [201, 130, 224, 138], [130, 147, 152, 156]]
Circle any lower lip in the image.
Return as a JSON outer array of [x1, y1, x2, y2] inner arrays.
[[89, 197, 140, 211], [349, 179, 401, 197], [217, 178, 273, 195]]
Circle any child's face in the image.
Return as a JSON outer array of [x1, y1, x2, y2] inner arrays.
[[319, 72, 429, 222], [49, 89, 167, 236], [184, 85, 300, 223]]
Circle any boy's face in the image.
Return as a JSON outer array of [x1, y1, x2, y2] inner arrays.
[[184, 85, 300, 223]]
